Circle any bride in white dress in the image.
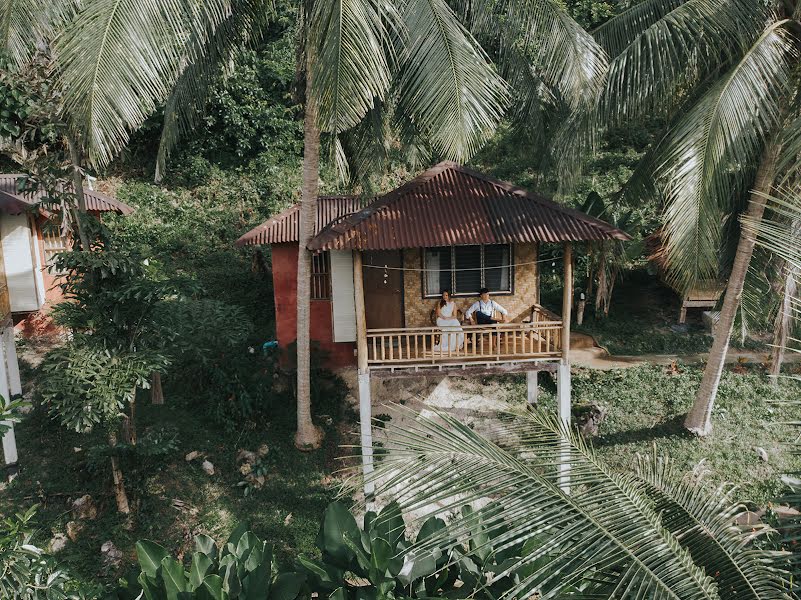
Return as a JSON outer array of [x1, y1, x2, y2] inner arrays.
[[434, 291, 464, 352]]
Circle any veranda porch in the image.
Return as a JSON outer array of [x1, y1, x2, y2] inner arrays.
[[366, 302, 564, 372]]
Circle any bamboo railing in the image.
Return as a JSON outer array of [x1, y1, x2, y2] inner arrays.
[[366, 309, 563, 369]]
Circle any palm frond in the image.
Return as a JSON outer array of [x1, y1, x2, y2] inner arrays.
[[458, 0, 606, 111], [599, 0, 771, 128], [155, 0, 273, 182], [396, 0, 508, 162], [53, 0, 233, 167], [0, 0, 73, 67], [775, 101, 801, 185], [655, 21, 798, 292], [633, 450, 790, 599], [592, 0, 685, 59], [744, 187, 801, 272], [307, 0, 398, 135], [356, 407, 735, 599]]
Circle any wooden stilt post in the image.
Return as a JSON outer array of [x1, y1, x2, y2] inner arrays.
[[526, 371, 539, 406], [533, 242, 540, 305], [558, 243, 573, 492], [561, 243, 573, 361], [0, 323, 18, 480], [0, 236, 17, 480], [353, 250, 374, 497], [3, 324, 21, 397]]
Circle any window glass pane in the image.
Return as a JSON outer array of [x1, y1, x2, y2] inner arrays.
[[424, 248, 451, 296], [484, 244, 511, 292], [454, 245, 482, 294]]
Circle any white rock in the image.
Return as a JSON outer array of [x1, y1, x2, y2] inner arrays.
[[735, 510, 765, 527], [237, 449, 257, 464], [100, 541, 123, 568], [201, 460, 215, 476], [772, 505, 801, 519], [66, 521, 84, 542], [755, 447, 769, 462], [71, 494, 97, 520], [185, 450, 201, 462], [50, 533, 68, 553]]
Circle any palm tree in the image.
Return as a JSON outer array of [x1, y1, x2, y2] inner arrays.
[[578, 0, 801, 435], [1, 0, 607, 448], [358, 407, 792, 598]]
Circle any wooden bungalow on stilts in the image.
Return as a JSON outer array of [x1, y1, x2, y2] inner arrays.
[[237, 162, 630, 493]]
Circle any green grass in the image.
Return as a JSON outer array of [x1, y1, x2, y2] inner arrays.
[[507, 364, 801, 505], [560, 270, 768, 356], [0, 395, 342, 584]]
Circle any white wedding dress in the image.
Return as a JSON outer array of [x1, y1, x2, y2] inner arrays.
[[434, 301, 464, 352]]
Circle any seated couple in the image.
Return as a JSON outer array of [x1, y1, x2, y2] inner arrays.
[[434, 288, 509, 352]]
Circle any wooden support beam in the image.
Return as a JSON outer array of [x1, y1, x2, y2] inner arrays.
[[526, 371, 539, 406], [559, 242, 573, 494], [3, 324, 21, 397], [0, 324, 18, 479], [557, 362, 571, 493], [353, 251, 368, 374], [561, 242, 573, 362], [358, 372, 374, 497], [533, 242, 540, 305], [352, 251, 373, 496]]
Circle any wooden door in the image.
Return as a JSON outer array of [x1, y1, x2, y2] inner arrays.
[[363, 250, 404, 330]]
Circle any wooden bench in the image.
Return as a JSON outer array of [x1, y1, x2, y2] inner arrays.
[[678, 282, 725, 323]]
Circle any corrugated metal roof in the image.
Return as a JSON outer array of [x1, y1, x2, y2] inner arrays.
[[0, 174, 134, 215], [309, 162, 631, 251], [235, 196, 366, 247]]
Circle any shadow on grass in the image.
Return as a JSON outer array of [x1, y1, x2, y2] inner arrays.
[[595, 414, 693, 448]]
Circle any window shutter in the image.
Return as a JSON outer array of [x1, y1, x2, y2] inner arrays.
[[1, 215, 41, 312], [330, 250, 357, 342]]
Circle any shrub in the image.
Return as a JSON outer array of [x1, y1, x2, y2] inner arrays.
[[119, 526, 305, 600], [0, 506, 101, 599]]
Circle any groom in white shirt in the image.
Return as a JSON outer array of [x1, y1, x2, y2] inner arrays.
[[465, 287, 509, 324]]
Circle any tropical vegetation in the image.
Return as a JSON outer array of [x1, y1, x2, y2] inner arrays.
[[1, 0, 801, 598]]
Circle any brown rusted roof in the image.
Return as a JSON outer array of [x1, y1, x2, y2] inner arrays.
[[309, 162, 631, 251], [235, 196, 366, 247], [0, 174, 134, 215]]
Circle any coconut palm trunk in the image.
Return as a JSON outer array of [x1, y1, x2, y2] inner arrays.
[[294, 65, 323, 451], [66, 135, 91, 250], [770, 263, 798, 379], [685, 143, 780, 435]]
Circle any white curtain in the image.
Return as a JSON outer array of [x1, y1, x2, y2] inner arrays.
[[425, 250, 441, 295]]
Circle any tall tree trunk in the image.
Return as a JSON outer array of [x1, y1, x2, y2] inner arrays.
[[770, 263, 798, 379], [150, 371, 164, 404], [108, 431, 130, 514], [685, 143, 780, 436], [595, 248, 607, 315], [585, 247, 594, 302], [65, 136, 90, 250], [294, 65, 323, 451]]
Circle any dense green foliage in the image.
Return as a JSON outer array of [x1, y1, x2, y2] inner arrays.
[[122, 527, 305, 600], [2, 0, 800, 596], [0, 506, 100, 599]]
